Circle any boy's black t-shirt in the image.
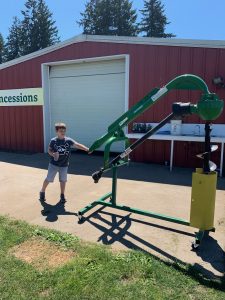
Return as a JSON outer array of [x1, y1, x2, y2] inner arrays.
[[49, 137, 76, 167]]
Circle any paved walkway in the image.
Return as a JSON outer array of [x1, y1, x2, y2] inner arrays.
[[0, 151, 224, 279]]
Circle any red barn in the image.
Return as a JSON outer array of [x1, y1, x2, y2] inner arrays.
[[0, 34, 224, 174]]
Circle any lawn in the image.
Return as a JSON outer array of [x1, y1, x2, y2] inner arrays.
[[0, 215, 224, 300]]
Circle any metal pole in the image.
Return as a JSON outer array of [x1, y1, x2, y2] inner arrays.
[[170, 140, 174, 172], [111, 167, 117, 205], [110, 113, 175, 168], [220, 142, 224, 177], [203, 122, 211, 173], [92, 113, 175, 183]]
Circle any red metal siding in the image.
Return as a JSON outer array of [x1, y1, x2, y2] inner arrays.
[[0, 40, 225, 167], [0, 106, 43, 152]]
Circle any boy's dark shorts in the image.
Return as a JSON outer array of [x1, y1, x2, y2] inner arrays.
[[46, 163, 68, 183]]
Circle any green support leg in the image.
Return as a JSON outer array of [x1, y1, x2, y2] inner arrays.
[[94, 199, 190, 226], [77, 192, 111, 222], [78, 166, 190, 227]]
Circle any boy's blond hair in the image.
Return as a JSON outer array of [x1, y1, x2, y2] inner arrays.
[[55, 122, 66, 131]]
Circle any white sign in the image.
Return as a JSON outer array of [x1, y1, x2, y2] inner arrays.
[[151, 87, 168, 102], [0, 88, 43, 106]]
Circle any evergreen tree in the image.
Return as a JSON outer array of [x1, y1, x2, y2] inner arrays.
[[78, 0, 137, 36], [4, 17, 22, 61], [4, 0, 59, 61], [97, 0, 113, 35], [0, 33, 4, 63], [20, 0, 59, 55], [111, 0, 137, 36], [139, 0, 175, 38], [77, 0, 111, 34]]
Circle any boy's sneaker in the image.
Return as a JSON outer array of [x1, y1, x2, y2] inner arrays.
[[60, 194, 66, 203], [39, 192, 46, 202]]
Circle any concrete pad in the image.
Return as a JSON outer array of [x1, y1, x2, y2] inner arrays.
[[0, 153, 224, 279]]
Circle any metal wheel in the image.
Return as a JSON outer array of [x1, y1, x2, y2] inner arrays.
[[192, 239, 200, 250], [78, 212, 85, 223]]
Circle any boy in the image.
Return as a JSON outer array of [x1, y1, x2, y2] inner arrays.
[[39, 122, 89, 202]]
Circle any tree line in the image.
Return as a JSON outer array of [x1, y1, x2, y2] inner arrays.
[[0, 0, 175, 64]]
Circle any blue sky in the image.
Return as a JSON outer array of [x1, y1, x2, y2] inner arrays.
[[1, 0, 225, 41]]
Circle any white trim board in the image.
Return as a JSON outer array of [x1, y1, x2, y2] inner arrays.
[[1, 34, 225, 70], [42, 54, 130, 152]]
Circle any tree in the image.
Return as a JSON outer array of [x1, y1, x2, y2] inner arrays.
[[139, 0, 175, 38], [111, 0, 138, 36], [4, 17, 22, 61], [20, 0, 60, 55], [0, 33, 4, 63], [78, 0, 105, 35], [4, 0, 59, 61], [78, 0, 138, 36]]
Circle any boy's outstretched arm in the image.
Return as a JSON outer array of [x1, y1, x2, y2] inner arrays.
[[73, 141, 89, 152]]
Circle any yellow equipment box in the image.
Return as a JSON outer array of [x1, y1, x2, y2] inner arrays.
[[190, 168, 217, 231]]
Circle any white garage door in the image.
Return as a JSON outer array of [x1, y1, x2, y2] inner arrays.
[[49, 58, 126, 152]]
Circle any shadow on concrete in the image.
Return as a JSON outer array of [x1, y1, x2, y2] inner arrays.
[[83, 208, 225, 285], [194, 234, 225, 276], [1, 151, 225, 189], [40, 200, 77, 222]]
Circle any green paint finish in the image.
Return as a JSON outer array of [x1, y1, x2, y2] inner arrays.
[[197, 93, 224, 120], [96, 199, 190, 226], [78, 192, 112, 215], [165, 74, 209, 92], [103, 135, 129, 169], [78, 74, 224, 238], [78, 167, 190, 227]]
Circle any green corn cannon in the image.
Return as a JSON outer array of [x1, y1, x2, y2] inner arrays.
[[79, 74, 223, 249]]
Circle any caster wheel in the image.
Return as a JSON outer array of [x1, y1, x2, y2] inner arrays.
[[192, 239, 200, 250], [78, 213, 85, 224]]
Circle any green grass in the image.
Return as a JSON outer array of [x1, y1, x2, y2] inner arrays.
[[0, 215, 224, 300]]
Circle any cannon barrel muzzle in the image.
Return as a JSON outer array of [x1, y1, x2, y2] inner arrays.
[[92, 169, 104, 183]]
